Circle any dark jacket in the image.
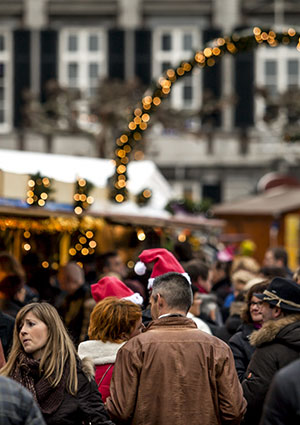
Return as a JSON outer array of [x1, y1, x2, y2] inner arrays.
[[242, 314, 300, 425], [229, 323, 256, 382], [214, 301, 243, 343], [0, 299, 23, 319], [260, 358, 300, 425], [43, 359, 114, 425], [212, 277, 232, 308], [57, 285, 95, 346], [0, 310, 14, 359]]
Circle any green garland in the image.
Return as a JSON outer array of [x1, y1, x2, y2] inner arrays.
[[73, 178, 94, 215], [136, 188, 152, 207], [165, 198, 212, 215], [26, 172, 53, 207], [110, 27, 300, 203]]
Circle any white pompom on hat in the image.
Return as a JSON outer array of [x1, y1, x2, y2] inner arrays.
[[134, 248, 191, 290], [134, 261, 147, 276]]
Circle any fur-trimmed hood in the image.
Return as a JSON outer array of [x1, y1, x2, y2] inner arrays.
[[78, 340, 126, 365], [80, 356, 95, 381], [250, 314, 300, 347]]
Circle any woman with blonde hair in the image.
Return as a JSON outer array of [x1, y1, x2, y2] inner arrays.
[[78, 296, 143, 402], [0, 302, 114, 425]]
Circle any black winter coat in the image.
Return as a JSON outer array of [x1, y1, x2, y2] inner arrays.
[[43, 360, 114, 425], [260, 358, 300, 425], [0, 310, 14, 359], [229, 323, 256, 382], [0, 299, 22, 318], [242, 314, 300, 425], [211, 277, 232, 308]]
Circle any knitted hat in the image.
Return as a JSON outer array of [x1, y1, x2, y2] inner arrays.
[[91, 276, 143, 305], [134, 248, 191, 290]]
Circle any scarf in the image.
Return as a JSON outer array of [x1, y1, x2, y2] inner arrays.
[[11, 352, 68, 415]]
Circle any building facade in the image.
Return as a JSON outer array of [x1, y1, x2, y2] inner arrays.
[[1, 0, 300, 204]]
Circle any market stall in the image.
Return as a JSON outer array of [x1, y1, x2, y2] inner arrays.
[[0, 150, 224, 268]]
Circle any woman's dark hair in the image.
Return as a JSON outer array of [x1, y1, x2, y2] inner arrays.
[[215, 260, 232, 278], [241, 281, 269, 323]]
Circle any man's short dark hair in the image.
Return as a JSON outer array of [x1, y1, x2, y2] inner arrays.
[[185, 260, 209, 284], [152, 272, 192, 313], [96, 251, 118, 274], [260, 266, 287, 279], [271, 247, 288, 268]]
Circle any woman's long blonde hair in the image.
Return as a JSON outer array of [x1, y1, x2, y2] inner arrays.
[[1, 302, 78, 395]]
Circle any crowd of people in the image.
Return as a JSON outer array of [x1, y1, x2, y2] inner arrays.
[[0, 244, 299, 424]]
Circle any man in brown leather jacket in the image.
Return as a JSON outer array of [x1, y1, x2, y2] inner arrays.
[[106, 272, 246, 425]]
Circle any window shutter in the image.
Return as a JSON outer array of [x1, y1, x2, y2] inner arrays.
[[202, 29, 222, 127], [108, 30, 125, 80], [234, 50, 254, 127], [135, 30, 152, 85], [234, 26, 254, 128], [40, 30, 58, 103], [13, 30, 30, 128]]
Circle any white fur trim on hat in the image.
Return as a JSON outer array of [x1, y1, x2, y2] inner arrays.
[[123, 292, 144, 305], [147, 272, 192, 290], [134, 261, 147, 276]]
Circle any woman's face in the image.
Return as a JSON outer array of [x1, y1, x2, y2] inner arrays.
[[249, 295, 263, 324], [19, 312, 49, 360]]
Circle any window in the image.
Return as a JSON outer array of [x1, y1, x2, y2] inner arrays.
[[59, 29, 107, 97], [0, 31, 12, 132], [202, 182, 221, 204], [255, 45, 300, 121], [152, 27, 201, 110], [264, 60, 277, 96], [162, 34, 172, 51], [288, 59, 299, 88]]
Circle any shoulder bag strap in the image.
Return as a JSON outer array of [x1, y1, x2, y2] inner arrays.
[[97, 364, 113, 390]]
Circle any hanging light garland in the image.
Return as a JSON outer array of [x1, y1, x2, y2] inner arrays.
[[73, 178, 94, 215], [0, 216, 105, 233], [136, 188, 152, 207], [26, 172, 53, 207], [110, 27, 300, 203], [68, 228, 98, 258]]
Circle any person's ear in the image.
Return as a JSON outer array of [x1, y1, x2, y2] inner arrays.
[[157, 293, 164, 308], [273, 306, 283, 319]]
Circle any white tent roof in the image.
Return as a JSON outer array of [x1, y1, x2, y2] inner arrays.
[[0, 149, 172, 213]]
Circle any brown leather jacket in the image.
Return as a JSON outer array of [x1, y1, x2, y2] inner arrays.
[[106, 316, 246, 425]]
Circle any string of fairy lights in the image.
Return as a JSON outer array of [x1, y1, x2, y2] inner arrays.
[[26, 173, 53, 207], [111, 27, 300, 203], [25, 174, 97, 259], [73, 178, 94, 215], [26, 174, 95, 215]]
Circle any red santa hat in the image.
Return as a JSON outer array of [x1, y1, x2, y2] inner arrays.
[[134, 248, 191, 290], [91, 276, 143, 305]]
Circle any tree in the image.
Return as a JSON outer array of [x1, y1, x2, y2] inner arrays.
[[22, 77, 232, 158], [256, 86, 300, 143]]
